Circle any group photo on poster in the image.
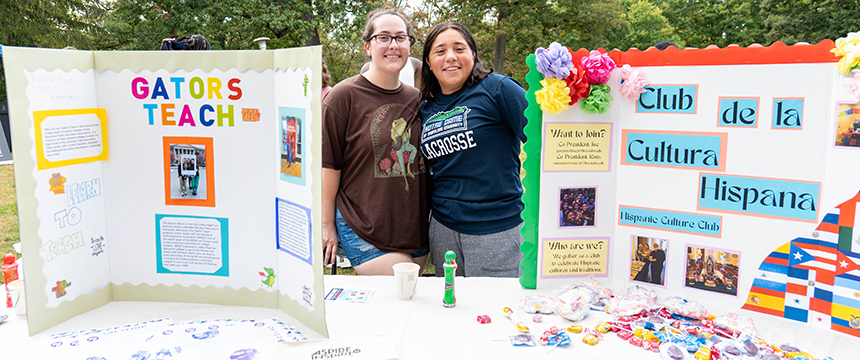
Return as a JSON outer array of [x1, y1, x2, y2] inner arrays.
[[835, 102, 860, 147], [685, 245, 740, 296], [169, 144, 206, 199], [629, 236, 667, 286], [558, 186, 596, 227]]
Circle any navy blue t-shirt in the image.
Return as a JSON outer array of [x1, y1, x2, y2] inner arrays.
[[419, 74, 528, 234]]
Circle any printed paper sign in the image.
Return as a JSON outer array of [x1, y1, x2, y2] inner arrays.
[[156, 215, 229, 276], [543, 123, 612, 171], [541, 237, 609, 278], [33, 108, 108, 170]]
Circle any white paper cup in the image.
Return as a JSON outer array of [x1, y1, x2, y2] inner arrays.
[[393, 262, 420, 300], [8, 279, 26, 316]]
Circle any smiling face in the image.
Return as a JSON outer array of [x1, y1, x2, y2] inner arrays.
[[427, 29, 474, 95], [364, 14, 410, 77]]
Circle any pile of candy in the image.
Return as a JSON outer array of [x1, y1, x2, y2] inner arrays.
[[495, 278, 834, 359]]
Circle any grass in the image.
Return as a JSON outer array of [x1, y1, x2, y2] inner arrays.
[[1, 164, 20, 284]]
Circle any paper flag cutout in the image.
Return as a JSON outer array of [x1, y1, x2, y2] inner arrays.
[[743, 190, 860, 337]]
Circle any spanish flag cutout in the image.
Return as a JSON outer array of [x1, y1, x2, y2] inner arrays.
[[743, 191, 860, 337]]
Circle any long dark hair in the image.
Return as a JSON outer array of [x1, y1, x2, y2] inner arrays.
[[420, 22, 490, 102]]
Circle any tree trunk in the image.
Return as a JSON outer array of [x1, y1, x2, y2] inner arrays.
[[493, 10, 510, 74], [303, 0, 321, 46]]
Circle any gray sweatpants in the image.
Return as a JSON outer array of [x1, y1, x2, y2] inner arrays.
[[430, 217, 524, 278]]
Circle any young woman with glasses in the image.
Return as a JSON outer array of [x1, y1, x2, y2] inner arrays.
[[321, 7, 429, 275]]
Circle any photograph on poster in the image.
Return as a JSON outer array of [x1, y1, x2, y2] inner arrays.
[[169, 144, 207, 199], [558, 186, 596, 228], [629, 236, 667, 286], [279, 107, 306, 186], [685, 245, 740, 296], [834, 102, 860, 147], [163, 136, 215, 207]]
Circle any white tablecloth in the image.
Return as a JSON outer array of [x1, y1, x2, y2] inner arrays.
[[2, 276, 859, 359]]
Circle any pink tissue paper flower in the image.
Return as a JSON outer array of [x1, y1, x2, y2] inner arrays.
[[619, 64, 648, 102], [580, 50, 617, 85]]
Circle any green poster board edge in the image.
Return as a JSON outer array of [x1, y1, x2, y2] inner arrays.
[[519, 54, 542, 289]]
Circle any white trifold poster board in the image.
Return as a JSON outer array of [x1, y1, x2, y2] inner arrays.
[[526, 42, 860, 340], [3, 46, 326, 337]]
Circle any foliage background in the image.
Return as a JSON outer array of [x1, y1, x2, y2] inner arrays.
[[3, 0, 860, 102]]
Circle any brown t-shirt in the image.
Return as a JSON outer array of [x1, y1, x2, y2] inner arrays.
[[322, 75, 428, 253]]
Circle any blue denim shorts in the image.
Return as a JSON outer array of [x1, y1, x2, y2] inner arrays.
[[335, 208, 429, 266]]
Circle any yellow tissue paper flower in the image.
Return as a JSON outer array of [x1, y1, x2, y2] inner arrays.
[[832, 33, 860, 74], [535, 78, 571, 114]]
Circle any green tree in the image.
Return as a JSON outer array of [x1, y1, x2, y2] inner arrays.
[[661, 0, 766, 48], [619, 0, 683, 50], [762, 0, 860, 45]]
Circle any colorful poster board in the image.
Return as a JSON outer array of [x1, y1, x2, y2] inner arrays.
[[3, 46, 326, 336], [521, 42, 860, 339]]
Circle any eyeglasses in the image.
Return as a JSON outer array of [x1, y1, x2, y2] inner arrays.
[[370, 34, 415, 46]]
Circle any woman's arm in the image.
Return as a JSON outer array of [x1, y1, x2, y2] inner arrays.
[[322, 168, 341, 266]]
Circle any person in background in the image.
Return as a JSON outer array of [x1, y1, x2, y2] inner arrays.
[[321, 7, 429, 275], [419, 22, 528, 277], [321, 58, 333, 100], [649, 242, 666, 285]]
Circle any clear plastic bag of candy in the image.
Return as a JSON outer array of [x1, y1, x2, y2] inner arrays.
[[556, 297, 589, 321], [623, 285, 658, 304], [713, 313, 756, 336], [605, 294, 651, 316], [578, 278, 613, 299], [663, 296, 709, 320], [520, 294, 557, 314], [553, 284, 599, 305]]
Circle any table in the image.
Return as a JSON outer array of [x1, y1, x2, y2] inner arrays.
[[2, 276, 859, 359]]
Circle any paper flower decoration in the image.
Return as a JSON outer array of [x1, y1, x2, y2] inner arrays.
[[619, 64, 648, 102], [845, 70, 860, 101], [580, 84, 613, 114], [581, 50, 616, 85], [535, 78, 572, 114], [832, 32, 860, 75], [536, 42, 575, 80], [565, 64, 590, 104]]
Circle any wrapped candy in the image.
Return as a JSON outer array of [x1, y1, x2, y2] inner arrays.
[[567, 325, 583, 333], [578, 278, 613, 299], [629, 336, 643, 347], [713, 313, 756, 336], [532, 315, 543, 323], [617, 329, 634, 340], [583, 334, 600, 345], [605, 294, 651, 317], [556, 297, 589, 321], [476, 315, 491, 324], [545, 332, 571, 346], [520, 294, 557, 314], [659, 342, 690, 360], [553, 284, 599, 305], [663, 296, 709, 320], [694, 345, 710, 360], [509, 334, 538, 347], [623, 285, 658, 305], [595, 321, 611, 333], [714, 341, 743, 360], [643, 339, 661, 352]]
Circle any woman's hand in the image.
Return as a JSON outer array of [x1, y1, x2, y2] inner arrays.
[[322, 221, 338, 266]]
